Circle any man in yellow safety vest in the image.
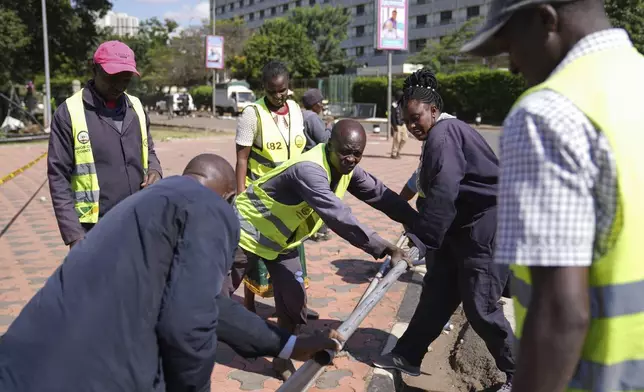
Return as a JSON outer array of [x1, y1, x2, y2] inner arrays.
[[234, 60, 318, 320], [47, 40, 162, 248], [462, 0, 644, 391], [226, 119, 418, 379]]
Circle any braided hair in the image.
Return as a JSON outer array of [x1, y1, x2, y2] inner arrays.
[[401, 68, 443, 112]]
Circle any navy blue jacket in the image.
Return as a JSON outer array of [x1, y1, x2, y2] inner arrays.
[[0, 176, 289, 392], [410, 118, 499, 254]]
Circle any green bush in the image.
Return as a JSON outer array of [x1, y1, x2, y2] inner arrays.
[[190, 85, 213, 110], [352, 70, 527, 124]]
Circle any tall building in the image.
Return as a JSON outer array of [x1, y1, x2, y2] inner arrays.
[[96, 11, 140, 37], [216, 0, 492, 68]]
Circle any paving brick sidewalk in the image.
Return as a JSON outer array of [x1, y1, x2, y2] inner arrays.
[[0, 135, 424, 392]]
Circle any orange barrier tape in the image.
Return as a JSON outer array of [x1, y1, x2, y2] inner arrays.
[[0, 151, 48, 186]]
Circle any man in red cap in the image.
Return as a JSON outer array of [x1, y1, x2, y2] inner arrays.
[[47, 40, 163, 248]]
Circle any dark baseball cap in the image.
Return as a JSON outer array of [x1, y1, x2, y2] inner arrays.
[[302, 89, 324, 108], [460, 0, 576, 56]]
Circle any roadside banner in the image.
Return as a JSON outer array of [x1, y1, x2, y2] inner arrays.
[[375, 0, 408, 51], [205, 35, 225, 69]]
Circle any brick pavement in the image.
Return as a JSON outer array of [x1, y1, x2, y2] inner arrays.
[[0, 134, 425, 391]]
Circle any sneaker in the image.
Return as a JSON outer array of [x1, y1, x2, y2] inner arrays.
[[306, 308, 320, 320], [372, 352, 421, 376]]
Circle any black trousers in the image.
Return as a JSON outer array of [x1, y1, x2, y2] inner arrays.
[[393, 238, 515, 375]]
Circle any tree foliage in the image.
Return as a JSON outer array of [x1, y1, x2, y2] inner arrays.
[[3, 0, 112, 83], [288, 6, 354, 76], [240, 18, 320, 80], [0, 8, 31, 87], [408, 17, 484, 74], [605, 0, 644, 53]]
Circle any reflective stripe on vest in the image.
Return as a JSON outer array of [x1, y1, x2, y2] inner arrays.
[[509, 46, 644, 391], [235, 143, 353, 260], [66, 89, 149, 223], [245, 98, 305, 184]]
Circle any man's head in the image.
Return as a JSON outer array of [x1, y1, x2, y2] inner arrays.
[[302, 89, 325, 114], [327, 119, 367, 175], [400, 69, 443, 141], [183, 154, 236, 203], [92, 41, 140, 101], [460, 0, 609, 86], [391, 10, 397, 20], [262, 60, 290, 109]]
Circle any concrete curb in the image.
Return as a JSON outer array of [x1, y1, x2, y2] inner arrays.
[[366, 269, 425, 392]]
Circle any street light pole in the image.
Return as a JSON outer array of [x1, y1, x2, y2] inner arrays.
[[210, 0, 217, 117], [41, 0, 52, 128], [386, 50, 392, 141]]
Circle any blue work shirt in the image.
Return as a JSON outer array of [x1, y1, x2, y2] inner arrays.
[[0, 176, 288, 392], [410, 118, 499, 253]]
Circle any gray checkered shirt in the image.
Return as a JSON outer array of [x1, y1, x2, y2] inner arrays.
[[495, 28, 633, 267]]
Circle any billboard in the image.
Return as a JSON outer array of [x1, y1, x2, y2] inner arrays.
[[375, 0, 408, 51], [205, 35, 224, 69]]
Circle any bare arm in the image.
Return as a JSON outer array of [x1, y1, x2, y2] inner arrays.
[[235, 145, 251, 194], [512, 267, 590, 392]]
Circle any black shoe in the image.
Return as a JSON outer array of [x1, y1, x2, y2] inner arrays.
[[306, 308, 320, 320], [372, 352, 421, 376]]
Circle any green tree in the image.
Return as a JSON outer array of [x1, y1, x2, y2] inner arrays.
[[0, 8, 31, 86], [288, 6, 354, 76], [409, 17, 484, 74], [241, 18, 320, 80], [4, 0, 112, 83], [606, 0, 644, 53]]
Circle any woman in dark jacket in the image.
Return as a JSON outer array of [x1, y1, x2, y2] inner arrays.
[[373, 69, 515, 392]]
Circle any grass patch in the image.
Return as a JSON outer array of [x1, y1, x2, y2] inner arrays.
[[150, 127, 232, 142]]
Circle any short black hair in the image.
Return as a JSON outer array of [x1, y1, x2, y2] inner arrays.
[[262, 60, 289, 83], [401, 68, 443, 111]]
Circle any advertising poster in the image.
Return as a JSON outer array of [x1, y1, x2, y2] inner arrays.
[[205, 35, 224, 69], [376, 0, 408, 51]]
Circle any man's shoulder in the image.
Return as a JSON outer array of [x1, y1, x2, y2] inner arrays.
[[507, 89, 589, 128]]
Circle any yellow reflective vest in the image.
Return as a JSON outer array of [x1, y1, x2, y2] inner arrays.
[[235, 143, 353, 260], [245, 97, 306, 183], [510, 46, 644, 391], [66, 89, 148, 223]]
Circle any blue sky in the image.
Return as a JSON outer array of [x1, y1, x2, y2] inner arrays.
[[111, 0, 210, 26]]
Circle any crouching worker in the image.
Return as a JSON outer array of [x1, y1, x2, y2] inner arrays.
[[0, 154, 342, 392], [223, 119, 420, 379]]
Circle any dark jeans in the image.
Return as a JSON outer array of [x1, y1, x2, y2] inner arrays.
[[221, 247, 307, 326], [393, 220, 515, 375]]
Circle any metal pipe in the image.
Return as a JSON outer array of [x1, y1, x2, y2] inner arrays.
[[357, 234, 407, 305], [277, 247, 420, 392], [386, 51, 392, 141], [41, 0, 52, 128], [210, 0, 217, 116]]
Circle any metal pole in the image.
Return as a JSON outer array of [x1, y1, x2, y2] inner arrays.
[[277, 258, 413, 392], [210, 0, 217, 117], [41, 0, 52, 128], [386, 51, 392, 141], [357, 234, 407, 306]]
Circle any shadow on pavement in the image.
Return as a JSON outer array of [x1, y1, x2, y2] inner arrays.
[[331, 258, 382, 284]]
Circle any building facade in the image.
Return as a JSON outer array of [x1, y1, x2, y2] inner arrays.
[[216, 0, 492, 67], [96, 11, 140, 37]]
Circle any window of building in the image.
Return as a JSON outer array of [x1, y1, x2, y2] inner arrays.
[[248, 12, 255, 21], [271, 6, 276, 15], [356, 25, 365, 37], [323, 0, 330, 3], [356, 46, 365, 56], [374, 49, 383, 56], [260, 9, 265, 18], [356, 4, 365, 15], [229, 3, 234, 11], [249, 0, 254, 4], [296, 0, 302, 6], [416, 0, 427, 4], [218, 6, 225, 14], [412, 39, 426, 52], [440, 10, 452, 24], [309, 0, 315, 4], [467, 6, 480, 19], [283, 3, 288, 11], [416, 15, 427, 27], [239, 0, 244, 7]]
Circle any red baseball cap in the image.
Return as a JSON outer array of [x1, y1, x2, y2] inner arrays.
[[93, 40, 140, 76]]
